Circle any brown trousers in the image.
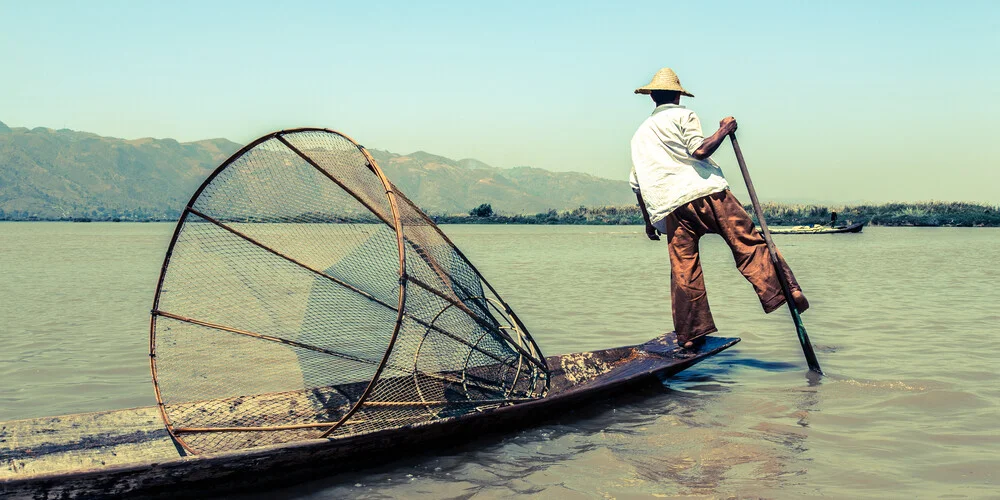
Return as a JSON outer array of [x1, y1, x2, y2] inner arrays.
[[664, 190, 801, 343]]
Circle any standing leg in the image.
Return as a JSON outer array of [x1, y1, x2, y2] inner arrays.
[[665, 206, 717, 345], [705, 191, 805, 314]]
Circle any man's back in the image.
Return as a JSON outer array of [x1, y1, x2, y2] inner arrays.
[[629, 104, 729, 229]]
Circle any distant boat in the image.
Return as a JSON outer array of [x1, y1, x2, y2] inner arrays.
[[769, 222, 864, 234]]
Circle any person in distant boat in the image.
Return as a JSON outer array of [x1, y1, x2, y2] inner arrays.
[[830, 211, 838, 227], [628, 67, 809, 349]]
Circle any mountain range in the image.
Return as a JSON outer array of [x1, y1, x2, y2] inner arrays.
[[0, 121, 635, 220]]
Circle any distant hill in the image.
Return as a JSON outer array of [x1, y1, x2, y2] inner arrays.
[[368, 150, 634, 214], [0, 123, 241, 220], [0, 121, 634, 220]]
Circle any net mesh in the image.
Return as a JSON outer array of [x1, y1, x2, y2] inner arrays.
[[150, 129, 548, 454]]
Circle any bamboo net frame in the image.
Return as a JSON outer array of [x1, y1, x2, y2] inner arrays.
[[149, 128, 549, 454]]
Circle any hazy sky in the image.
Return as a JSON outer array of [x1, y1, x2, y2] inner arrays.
[[2, 1, 997, 203]]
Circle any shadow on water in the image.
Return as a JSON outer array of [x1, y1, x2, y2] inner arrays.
[[718, 357, 801, 372], [711, 350, 826, 386], [231, 361, 738, 499]]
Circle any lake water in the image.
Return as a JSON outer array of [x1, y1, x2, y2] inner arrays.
[[1, 223, 997, 498]]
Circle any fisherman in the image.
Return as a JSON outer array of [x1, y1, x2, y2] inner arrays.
[[629, 67, 809, 349]]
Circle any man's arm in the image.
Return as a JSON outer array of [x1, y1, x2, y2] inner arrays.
[[692, 116, 738, 160], [635, 191, 660, 240]]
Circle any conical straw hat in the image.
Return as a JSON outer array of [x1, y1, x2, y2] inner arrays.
[[634, 67, 694, 97]]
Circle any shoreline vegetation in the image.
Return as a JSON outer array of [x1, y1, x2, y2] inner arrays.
[[440, 201, 1000, 227], [1, 202, 997, 227]]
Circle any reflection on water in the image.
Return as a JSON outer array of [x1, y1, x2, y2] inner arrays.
[[1, 223, 997, 497], [717, 357, 800, 372]]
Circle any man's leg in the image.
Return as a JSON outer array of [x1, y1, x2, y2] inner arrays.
[[705, 191, 806, 313], [665, 207, 718, 346]]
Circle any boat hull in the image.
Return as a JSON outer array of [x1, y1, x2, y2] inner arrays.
[[1, 333, 738, 499], [769, 221, 864, 234]]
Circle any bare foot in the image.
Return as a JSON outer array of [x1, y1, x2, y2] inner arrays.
[[681, 336, 707, 349], [792, 289, 809, 312]]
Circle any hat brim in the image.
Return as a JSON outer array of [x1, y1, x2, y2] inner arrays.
[[634, 87, 695, 97]]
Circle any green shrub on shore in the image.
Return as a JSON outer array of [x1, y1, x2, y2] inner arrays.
[[749, 201, 1000, 227], [429, 201, 1000, 227]]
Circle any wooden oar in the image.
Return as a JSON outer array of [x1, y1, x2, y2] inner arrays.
[[729, 133, 823, 374]]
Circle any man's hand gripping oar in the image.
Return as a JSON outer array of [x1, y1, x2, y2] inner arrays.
[[729, 133, 824, 374]]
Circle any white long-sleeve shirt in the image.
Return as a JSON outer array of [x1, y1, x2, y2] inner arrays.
[[629, 104, 729, 231]]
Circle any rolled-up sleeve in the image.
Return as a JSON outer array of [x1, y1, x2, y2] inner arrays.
[[629, 167, 641, 193], [680, 111, 707, 154]]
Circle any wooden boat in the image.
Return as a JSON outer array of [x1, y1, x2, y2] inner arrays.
[[4, 128, 746, 497], [0, 333, 738, 499], [769, 221, 864, 234]]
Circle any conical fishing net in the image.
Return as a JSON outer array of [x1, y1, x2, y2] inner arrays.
[[150, 128, 548, 454]]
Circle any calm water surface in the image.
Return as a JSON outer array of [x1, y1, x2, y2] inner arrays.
[[1, 223, 997, 498]]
